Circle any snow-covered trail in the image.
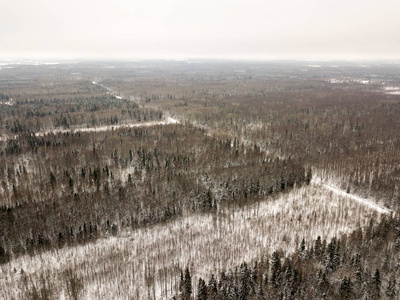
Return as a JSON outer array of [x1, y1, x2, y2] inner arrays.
[[35, 117, 179, 136], [312, 177, 391, 215], [0, 118, 180, 141], [92, 81, 125, 100]]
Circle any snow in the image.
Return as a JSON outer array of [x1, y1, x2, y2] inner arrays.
[[329, 78, 372, 84], [0, 118, 180, 142], [34, 118, 180, 136], [312, 177, 391, 215], [166, 117, 179, 124], [384, 86, 400, 91], [383, 86, 400, 95], [0, 183, 385, 299]]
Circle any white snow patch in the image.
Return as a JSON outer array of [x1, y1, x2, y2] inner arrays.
[[383, 86, 400, 95], [312, 177, 391, 215], [33, 118, 180, 136]]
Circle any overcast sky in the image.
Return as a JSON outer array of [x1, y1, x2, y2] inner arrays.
[[1, 0, 400, 60]]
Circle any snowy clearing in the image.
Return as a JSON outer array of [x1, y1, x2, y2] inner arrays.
[[0, 183, 384, 299]]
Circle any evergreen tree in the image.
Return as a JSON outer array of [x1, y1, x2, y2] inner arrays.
[[207, 274, 217, 299], [371, 269, 381, 299], [197, 278, 207, 300], [300, 238, 306, 257], [49, 171, 56, 188], [386, 275, 396, 299], [129, 149, 133, 162], [0, 245, 9, 264], [314, 236, 322, 258], [182, 267, 192, 300], [306, 167, 312, 185], [325, 238, 340, 271], [271, 251, 282, 288], [239, 262, 249, 299], [339, 276, 353, 300]]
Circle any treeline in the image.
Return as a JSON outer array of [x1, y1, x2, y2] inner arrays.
[[178, 215, 399, 300], [0, 124, 308, 262]]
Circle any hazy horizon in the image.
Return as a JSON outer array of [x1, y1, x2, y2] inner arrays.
[[1, 0, 400, 61]]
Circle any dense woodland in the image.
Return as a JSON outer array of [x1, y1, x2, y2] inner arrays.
[[0, 123, 306, 260], [0, 60, 399, 299], [180, 215, 400, 300]]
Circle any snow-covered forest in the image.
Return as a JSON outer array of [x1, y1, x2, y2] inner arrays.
[[0, 60, 400, 299]]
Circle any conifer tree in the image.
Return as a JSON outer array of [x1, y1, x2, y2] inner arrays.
[[314, 236, 322, 258], [182, 267, 192, 300], [371, 269, 381, 299], [271, 251, 282, 288], [339, 276, 353, 300], [386, 275, 396, 299], [207, 274, 217, 299], [197, 278, 207, 300]]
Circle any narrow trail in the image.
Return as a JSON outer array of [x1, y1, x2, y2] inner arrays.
[[312, 177, 391, 215], [0, 81, 180, 141], [92, 81, 125, 100], [35, 117, 179, 136], [0, 118, 180, 141]]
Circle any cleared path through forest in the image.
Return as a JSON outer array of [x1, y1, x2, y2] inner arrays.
[[312, 177, 391, 214], [36, 117, 179, 136], [0, 118, 180, 141]]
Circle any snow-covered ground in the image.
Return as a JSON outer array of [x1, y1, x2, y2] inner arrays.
[[329, 78, 371, 84], [34, 117, 179, 136], [383, 86, 400, 95], [91, 80, 126, 99], [312, 177, 391, 215], [0, 118, 179, 142], [0, 183, 385, 299]]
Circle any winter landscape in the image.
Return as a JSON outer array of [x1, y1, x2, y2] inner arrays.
[[1, 0, 400, 299], [0, 60, 400, 299]]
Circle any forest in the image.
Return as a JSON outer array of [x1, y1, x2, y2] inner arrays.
[[0, 60, 399, 299]]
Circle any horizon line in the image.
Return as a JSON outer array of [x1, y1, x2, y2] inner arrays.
[[1, 55, 400, 64]]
